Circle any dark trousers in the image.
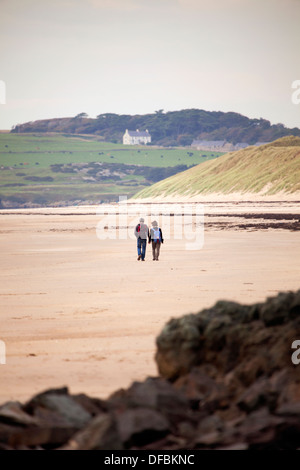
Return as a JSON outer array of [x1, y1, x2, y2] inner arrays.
[[137, 238, 147, 260], [152, 241, 161, 260]]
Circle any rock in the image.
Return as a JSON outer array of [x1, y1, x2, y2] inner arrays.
[[155, 290, 300, 387], [24, 387, 91, 428], [116, 407, 170, 447], [108, 377, 192, 428], [4, 387, 94, 448], [8, 424, 79, 449], [174, 368, 229, 412], [260, 290, 300, 326], [155, 314, 203, 380], [197, 415, 224, 435], [0, 422, 25, 448], [276, 402, 300, 416], [216, 442, 249, 450], [236, 407, 285, 449], [0, 402, 39, 426], [195, 430, 223, 447], [237, 377, 277, 413], [60, 413, 123, 450], [233, 354, 270, 387], [71, 393, 109, 416]]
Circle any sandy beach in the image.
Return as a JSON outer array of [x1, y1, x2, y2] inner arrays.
[[0, 200, 300, 405]]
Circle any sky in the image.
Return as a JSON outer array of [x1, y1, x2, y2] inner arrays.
[[0, 0, 300, 130]]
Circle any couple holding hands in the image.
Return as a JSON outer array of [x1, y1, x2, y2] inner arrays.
[[134, 218, 164, 261]]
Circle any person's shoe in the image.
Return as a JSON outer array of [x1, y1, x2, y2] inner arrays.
[[137, 255, 141, 260]]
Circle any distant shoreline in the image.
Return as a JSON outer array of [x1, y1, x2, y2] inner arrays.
[[0, 191, 300, 212]]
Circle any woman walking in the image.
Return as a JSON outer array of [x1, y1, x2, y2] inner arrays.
[[149, 220, 164, 261]]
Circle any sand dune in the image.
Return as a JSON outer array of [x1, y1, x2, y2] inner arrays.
[[133, 137, 300, 201]]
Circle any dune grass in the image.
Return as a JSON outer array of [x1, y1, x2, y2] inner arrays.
[[133, 136, 300, 199]]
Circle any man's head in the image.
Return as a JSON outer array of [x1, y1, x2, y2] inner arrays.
[[140, 218, 145, 223], [152, 220, 158, 227]]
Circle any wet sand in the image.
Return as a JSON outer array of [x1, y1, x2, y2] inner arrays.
[[0, 201, 300, 404]]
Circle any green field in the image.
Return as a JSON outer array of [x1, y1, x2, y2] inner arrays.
[[0, 133, 222, 207]]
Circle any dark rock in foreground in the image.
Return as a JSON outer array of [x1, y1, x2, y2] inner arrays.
[[0, 290, 300, 450]]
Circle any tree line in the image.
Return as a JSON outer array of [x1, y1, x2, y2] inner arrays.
[[11, 109, 300, 146]]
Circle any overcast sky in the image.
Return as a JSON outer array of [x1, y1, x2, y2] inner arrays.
[[0, 0, 299, 130]]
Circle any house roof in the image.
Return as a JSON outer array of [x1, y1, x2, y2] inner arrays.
[[126, 130, 150, 137]]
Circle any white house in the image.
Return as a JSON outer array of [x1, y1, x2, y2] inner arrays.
[[123, 129, 151, 145]]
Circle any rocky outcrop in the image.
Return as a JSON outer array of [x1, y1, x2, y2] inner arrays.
[[155, 290, 300, 449], [155, 291, 300, 382], [0, 290, 299, 450]]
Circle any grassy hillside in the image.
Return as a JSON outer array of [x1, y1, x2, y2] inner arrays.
[[132, 136, 300, 199], [0, 133, 221, 207]]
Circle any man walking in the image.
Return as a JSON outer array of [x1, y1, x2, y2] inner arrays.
[[134, 217, 149, 261], [149, 220, 164, 261]]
